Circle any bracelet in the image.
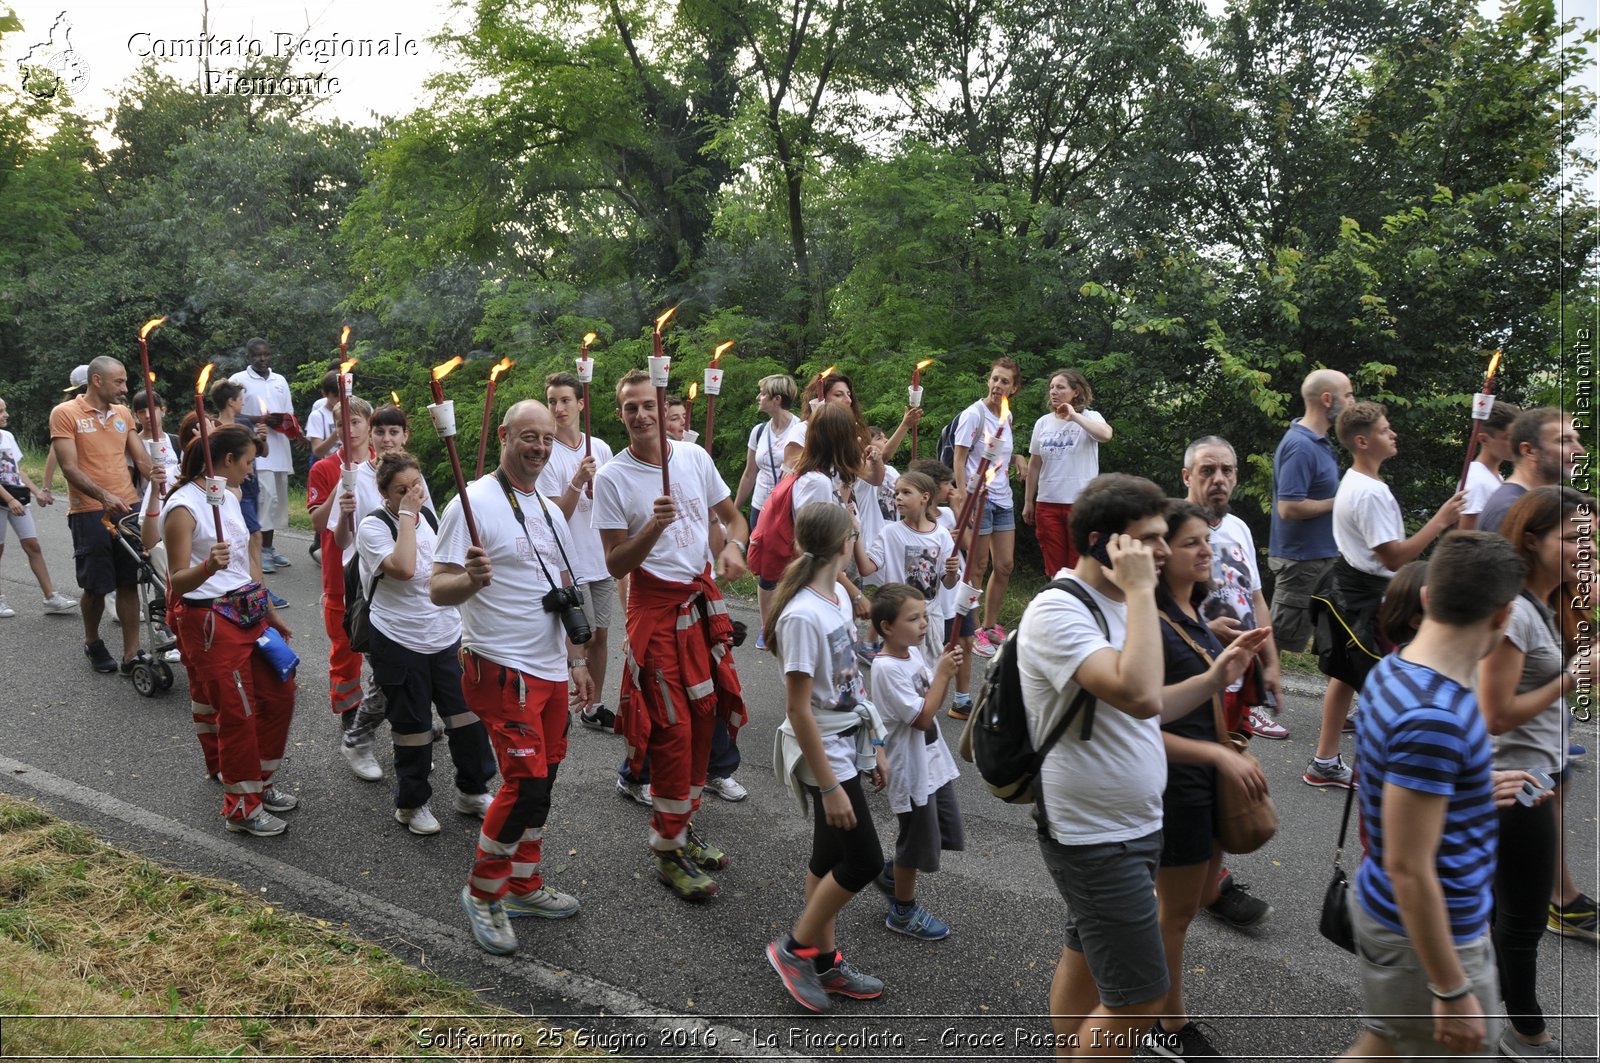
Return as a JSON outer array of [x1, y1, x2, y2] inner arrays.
[[1427, 981, 1472, 1001], [399, 510, 420, 522], [568, 657, 588, 669], [729, 539, 747, 554], [817, 781, 840, 795], [567, 481, 581, 493]]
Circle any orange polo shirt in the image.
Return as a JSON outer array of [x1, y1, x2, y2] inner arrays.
[[49, 396, 138, 514]]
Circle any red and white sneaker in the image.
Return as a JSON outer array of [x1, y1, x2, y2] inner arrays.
[[1246, 705, 1289, 740]]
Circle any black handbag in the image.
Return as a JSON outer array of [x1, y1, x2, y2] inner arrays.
[[2, 480, 29, 505], [1319, 783, 1358, 954]]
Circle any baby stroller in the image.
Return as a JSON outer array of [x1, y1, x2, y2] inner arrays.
[[110, 511, 181, 697]]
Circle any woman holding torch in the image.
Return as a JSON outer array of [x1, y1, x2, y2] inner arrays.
[[163, 423, 300, 836], [952, 357, 1026, 658]]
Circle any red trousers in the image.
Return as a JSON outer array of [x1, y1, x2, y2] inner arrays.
[[622, 618, 717, 852], [321, 597, 364, 717], [171, 598, 297, 820], [460, 649, 567, 901], [1034, 501, 1078, 576]]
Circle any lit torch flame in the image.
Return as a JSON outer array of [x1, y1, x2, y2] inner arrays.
[[689, 382, 698, 401], [583, 332, 598, 347], [999, 394, 1011, 426], [654, 306, 679, 332], [340, 325, 351, 347], [712, 341, 734, 366], [195, 363, 215, 396], [489, 357, 514, 383], [1485, 350, 1501, 382], [147, 371, 156, 384], [339, 358, 358, 375], [390, 390, 401, 405], [432, 356, 464, 382], [915, 358, 934, 372], [821, 364, 836, 380], [984, 465, 1000, 487], [140, 317, 167, 341]]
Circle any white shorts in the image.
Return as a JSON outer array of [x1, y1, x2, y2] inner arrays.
[[256, 470, 290, 532], [0, 503, 38, 545], [577, 576, 616, 631]]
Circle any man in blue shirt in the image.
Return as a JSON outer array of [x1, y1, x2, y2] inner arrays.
[[1344, 531, 1526, 1061], [1267, 369, 1351, 652]]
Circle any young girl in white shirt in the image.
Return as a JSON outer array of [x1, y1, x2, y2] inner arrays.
[[765, 500, 889, 1014], [852, 471, 959, 658], [868, 583, 965, 941]]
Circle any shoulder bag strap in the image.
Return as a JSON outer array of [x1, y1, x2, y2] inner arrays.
[[1333, 784, 1356, 869], [1158, 611, 1231, 747]]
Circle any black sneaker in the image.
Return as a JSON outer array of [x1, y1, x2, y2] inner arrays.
[[1204, 873, 1272, 930], [85, 640, 117, 673], [118, 651, 149, 678], [579, 704, 615, 732], [1145, 1019, 1224, 1059]]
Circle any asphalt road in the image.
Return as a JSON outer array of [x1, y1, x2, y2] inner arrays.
[[2, 514, 1596, 1061]]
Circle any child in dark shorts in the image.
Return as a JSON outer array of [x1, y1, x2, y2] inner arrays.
[[868, 584, 966, 940]]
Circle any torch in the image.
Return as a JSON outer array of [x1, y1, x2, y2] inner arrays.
[[429, 357, 480, 547], [684, 383, 699, 444], [704, 341, 731, 453], [576, 332, 598, 496], [951, 397, 1010, 548], [954, 467, 1000, 618], [909, 358, 933, 456], [651, 307, 678, 495], [476, 357, 515, 479], [812, 364, 836, 410], [137, 317, 169, 483], [193, 363, 226, 541], [1457, 349, 1503, 494]]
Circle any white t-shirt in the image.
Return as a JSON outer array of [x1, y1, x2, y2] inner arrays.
[[1463, 460, 1502, 518], [1029, 411, 1107, 504], [748, 415, 805, 510], [776, 584, 865, 785], [934, 505, 960, 621], [954, 400, 1016, 508], [227, 368, 294, 473], [592, 441, 730, 584], [868, 521, 954, 604], [435, 474, 576, 681], [874, 465, 901, 524], [536, 435, 616, 584], [1333, 470, 1404, 577], [1016, 576, 1165, 845], [138, 433, 182, 517], [852, 476, 884, 581], [306, 400, 336, 449], [0, 429, 26, 495], [331, 461, 434, 565], [871, 647, 961, 813], [1201, 513, 1262, 629], [357, 509, 461, 654], [161, 481, 254, 599], [791, 470, 842, 514]]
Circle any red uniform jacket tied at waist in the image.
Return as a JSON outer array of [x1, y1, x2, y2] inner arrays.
[[619, 565, 748, 760]]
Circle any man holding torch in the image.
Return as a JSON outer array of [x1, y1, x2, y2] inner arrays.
[[431, 399, 593, 955], [228, 338, 296, 573], [49, 356, 164, 674], [593, 369, 751, 900]]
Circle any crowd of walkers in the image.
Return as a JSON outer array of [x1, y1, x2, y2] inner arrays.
[[2, 347, 1593, 1060]]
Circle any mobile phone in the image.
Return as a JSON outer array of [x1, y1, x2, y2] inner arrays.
[[1088, 535, 1113, 569], [1516, 769, 1556, 807]]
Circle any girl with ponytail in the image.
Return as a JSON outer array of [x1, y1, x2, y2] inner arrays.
[[764, 500, 890, 1013]]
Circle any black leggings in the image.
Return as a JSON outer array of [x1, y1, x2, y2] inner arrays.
[[1493, 796, 1557, 1037], [807, 774, 883, 894]]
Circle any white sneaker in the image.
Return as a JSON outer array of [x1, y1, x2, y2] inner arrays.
[[224, 809, 287, 836], [616, 777, 651, 805], [395, 805, 441, 835], [163, 649, 182, 664], [340, 742, 383, 782], [0, 595, 13, 619], [453, 791, 493, 818], [705, 775, 749, 802], [42, 593, 78, 613]]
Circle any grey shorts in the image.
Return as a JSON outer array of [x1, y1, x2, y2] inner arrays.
[[0, 503, 38, 544], [577, 576, 616, 631], [256, 469, 290, 531], [1351, 900, 1501, 1057], [894, 780, 965, 873], [1038, 829, 1169, 1008], [1267, 555, 1335, 653]]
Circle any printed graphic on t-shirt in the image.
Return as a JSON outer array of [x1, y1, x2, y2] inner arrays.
[[1036, 423, 1083, 453], [878, 480, 896, 521], [665, 481, 704, 550], [0, 450, 20, 487], [903, 542, 941, 599], [1203, 539, 1256, 627], [827, 622, 864, 711]]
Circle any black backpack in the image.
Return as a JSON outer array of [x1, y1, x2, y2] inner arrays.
[[936, 418, 960, 469], [960, 577, 1109, 806], [342, 506, 438, 653]]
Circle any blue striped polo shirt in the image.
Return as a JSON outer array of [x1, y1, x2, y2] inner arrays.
[[1353, 654, 1497, 943]]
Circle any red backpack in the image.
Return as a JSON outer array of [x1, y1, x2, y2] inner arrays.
[[748, 472, 799, 583]]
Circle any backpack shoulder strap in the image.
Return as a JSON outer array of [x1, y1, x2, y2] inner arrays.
[[1034, 576, 1108, 741], [363, 508, 402, 596]]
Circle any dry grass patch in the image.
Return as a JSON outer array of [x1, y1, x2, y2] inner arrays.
[[0, 796, 606, 1059]]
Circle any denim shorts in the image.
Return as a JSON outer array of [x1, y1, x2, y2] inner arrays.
[[977, 499, 1015, 536], [1038, 829, 1168, 1007], [944, 610, 977, 641]]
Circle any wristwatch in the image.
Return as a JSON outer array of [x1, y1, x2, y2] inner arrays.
[[568, 658, 588, 669]]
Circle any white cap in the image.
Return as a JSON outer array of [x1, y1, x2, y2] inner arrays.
[[63, 364, 89, 392]]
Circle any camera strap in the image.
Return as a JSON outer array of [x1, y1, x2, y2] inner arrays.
[[495, 470, 578, 591]]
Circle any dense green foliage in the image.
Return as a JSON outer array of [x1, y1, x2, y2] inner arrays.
[[1, 0, 1591, 565]]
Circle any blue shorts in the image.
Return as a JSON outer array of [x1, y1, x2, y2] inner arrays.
[[944, 610, 977, 641], [240, 475, 261, 534], [977, 500, 1015, 536]]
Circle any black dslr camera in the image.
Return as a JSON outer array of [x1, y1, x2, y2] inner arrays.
[[542, 585, 592, 645]]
